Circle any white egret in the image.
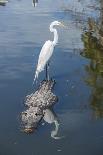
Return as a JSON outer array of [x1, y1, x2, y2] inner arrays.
[[34, 21, 65, 82]]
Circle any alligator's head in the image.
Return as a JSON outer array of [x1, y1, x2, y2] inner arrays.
[[21, 107, 43, 133]]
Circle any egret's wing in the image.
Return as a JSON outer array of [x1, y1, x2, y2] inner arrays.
[[34, 40, 54, 81]]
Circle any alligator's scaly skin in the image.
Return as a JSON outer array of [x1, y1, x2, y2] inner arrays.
[[21, 80, 58, 133]]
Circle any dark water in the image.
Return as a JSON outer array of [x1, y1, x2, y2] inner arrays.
[[0, 0, 103, 155]]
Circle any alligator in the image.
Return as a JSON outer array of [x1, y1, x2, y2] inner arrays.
[[21, 80, 58, 133]]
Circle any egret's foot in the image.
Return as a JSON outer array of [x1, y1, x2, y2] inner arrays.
[[50, 78, 56, 83]]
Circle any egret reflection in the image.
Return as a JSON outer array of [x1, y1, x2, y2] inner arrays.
[[43, 108, 63, 139]]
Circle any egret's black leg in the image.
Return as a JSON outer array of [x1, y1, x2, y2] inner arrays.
[[45, 63, 50, 81], [47, 62, 50, 81], [46, 64, 48, 80]]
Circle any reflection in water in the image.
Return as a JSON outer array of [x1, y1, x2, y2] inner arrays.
[[21, 80, 62, 139], [61, 0, 100, 18], [21, 107, 63, 139], [32, 0, 38, 7], [0, 0, 8, 6], [43, 108, 63, 139], [81, 17, 103, 118], [1, 0, 103, 154]]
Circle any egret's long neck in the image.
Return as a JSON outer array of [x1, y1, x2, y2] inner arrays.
[[50, 24, 58, 46]]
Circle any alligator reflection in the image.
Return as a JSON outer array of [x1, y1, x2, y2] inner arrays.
[[81, 18, 103, 118]]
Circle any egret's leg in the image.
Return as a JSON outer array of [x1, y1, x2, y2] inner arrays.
[[46, 64, 48, 80], [47, 62, 50, 81], [45, 63, 50, 81]]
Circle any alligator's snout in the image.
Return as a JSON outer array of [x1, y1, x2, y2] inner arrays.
[[23, 128, 34, 134]]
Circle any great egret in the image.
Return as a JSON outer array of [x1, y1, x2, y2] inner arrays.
[[34, 21, 65, 82]]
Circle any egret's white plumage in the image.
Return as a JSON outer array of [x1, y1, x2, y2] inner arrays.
[[34, 40, 54, 80], [34, 21, 64, 81]]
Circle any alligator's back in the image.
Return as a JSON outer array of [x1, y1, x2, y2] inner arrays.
[[21, 80, 58, 133]]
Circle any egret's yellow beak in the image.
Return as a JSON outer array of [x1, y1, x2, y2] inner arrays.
[[60, 22, 67, 28]]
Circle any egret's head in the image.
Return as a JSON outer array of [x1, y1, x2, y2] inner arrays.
[[50, 21, 66, 28]]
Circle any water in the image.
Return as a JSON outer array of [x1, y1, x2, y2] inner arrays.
[[0, 0, 103, 154]]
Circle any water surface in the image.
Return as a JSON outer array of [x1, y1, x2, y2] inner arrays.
[[0, 0, 103, 155]]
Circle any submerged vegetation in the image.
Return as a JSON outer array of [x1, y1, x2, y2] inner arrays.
[[81, 15, 103, 118]]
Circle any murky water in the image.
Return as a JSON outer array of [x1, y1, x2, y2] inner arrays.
[[0, 0, 103, 155]]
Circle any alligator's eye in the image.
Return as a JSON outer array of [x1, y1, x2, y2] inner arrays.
[[22, 112, 27, 116], [24, 113, 27, 116]]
